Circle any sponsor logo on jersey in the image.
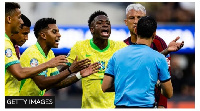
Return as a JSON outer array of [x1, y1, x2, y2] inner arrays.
[[5, 48, 12, 57], [30, 58, 39, 67]]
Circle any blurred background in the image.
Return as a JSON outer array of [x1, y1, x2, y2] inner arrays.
[[18, 2, 195, 108]]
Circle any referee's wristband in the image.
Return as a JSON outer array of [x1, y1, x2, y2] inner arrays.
[[75, 72, 82, 79]]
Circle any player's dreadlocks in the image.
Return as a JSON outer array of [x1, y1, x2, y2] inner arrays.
[[88, 10, 108, 28], [34, 18, 56, 38]]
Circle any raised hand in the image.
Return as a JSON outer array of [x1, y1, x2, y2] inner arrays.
[[46, 55, 68, 68], [80, 62, 101, 78], [69, 56, 91, 73], [167, 36, 184, 52]]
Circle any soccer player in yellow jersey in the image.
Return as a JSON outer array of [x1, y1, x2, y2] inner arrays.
[[67, 10, 127, 108], [19, 18, 100, 96], [12, 14, 31, 59], [5, 2, 68, 96]]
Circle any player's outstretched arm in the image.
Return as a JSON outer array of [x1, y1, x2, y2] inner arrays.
[[68, 56, 91, 73], [161, 36, 184, 56], [32, 56, 92, 90], [80, 62, 100, 77], [7, 55, 68, 81], [47, 62, 100, 90]]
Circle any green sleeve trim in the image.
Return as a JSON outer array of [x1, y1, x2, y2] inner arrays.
[[19, 79, 27, 92], [5, 60, 20, 69], [50, 71, 59, 76], [66, 62, 71, 66], [38, 70, 47, 77]]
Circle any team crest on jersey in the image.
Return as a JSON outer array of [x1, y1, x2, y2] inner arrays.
[[30, 58, 39, 67], [5, 48, 12, 57], [99, 61, 105, 70]]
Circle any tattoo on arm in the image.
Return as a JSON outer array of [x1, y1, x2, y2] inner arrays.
[[49, 74, 79, 90]]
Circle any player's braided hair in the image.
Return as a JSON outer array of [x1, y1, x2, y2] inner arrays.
[[88, 10, 108, 28], [34, 18, 56, 38], [5, 2, 20, 17]]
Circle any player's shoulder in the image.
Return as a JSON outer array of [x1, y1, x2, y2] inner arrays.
[[48, 49, 55, 57], [5, 37, 10, 42], [151, 47, 165, 58], [73, 39, 90, 47], [154, 35, 166, 43], [21, 44, 38, 56], [109, 39, 127, 46], [5, 37, 13, 47]]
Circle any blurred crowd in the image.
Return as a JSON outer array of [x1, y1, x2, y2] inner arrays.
[[138, 2, 195, 23], [171, 54, 195, 96]]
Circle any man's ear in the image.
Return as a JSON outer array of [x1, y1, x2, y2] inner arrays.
[[90, 27, 94, 34], [124, 19, 128, 26], [40, 32, 46, 40], [6, 16, 12, 24]]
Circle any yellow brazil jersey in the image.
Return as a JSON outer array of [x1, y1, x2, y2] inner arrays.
[[5, 33, 20, 96], [67, 39, 127, 108], [19, 42, 59, 96]]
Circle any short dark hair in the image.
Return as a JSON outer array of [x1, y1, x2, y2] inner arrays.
[[34, 18, 56, 38], [137, 16, 157, 38], [21, 14, 31, 27], [5, 2, 20, 17], [88, 10, 108, 28]]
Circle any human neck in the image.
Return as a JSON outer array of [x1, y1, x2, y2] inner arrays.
[[93, 37, 108, 50], [38, 40, 51, 56], [5, 25, 12, 38], [130, 33, 137, 43], [136, 37, 152, 47]]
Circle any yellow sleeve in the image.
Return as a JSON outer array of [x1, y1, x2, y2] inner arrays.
[[5, 40, 19, 69], [20, 47, 46, 76], [119, 41, 128, 48], [67, 41, 80, 64], [50, 67, 59, 76], [20, 50, 31, 68]]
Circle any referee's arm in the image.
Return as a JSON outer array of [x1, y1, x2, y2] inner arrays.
[[102, 73, 115, 92], [160, 79, 173, 99]]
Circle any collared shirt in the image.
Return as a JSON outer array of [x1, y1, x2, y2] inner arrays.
[[105, 44, 171, 107]]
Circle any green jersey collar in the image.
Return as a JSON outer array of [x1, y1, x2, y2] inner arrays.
[[90, 39, 110, 52], [5, 33, 10, 40], [36, 42, 47, 58]]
